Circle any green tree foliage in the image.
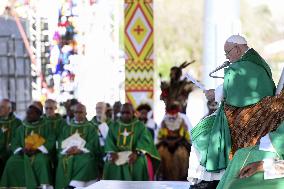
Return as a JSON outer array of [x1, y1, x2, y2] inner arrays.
[[154, 0, 204, 80]]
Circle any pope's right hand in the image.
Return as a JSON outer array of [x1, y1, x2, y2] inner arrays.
[[204, 89, 215, 101]]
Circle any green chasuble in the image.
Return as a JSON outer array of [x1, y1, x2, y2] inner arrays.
[[0, 118, 55, 189], [43, 113, 66, 181], [43, 113, 66, 139], [103, 119, 160, 181], [217, 121, 284, 189], [56, 120, 101, 189], [192, 48, 275, 172], [0, 114, 22, 161]]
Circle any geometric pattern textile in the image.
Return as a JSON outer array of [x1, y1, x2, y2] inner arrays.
[[124, 0, 154, 108]]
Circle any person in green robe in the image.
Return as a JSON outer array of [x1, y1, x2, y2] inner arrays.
[[189, 34, 276, 188], [43, 99, 67, 185], [103, 103, 160, 181], [0, 102, 55, 189], [90, 102, 112, 176], [43, 99, 66, 139], [56, 103, 101, 189], [217, 119, 284, 189], [0, 99, 22, 175]]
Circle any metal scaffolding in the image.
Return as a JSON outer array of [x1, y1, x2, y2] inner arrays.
[[0, 34, 32, 116]]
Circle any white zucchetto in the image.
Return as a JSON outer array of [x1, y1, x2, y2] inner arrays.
[[226, 35, 247, 45]]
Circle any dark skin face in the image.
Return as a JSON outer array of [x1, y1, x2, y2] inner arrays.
[[26, 106, 41, 123], [113, 103, 121, 115], [0, 100, 11, 118], [120, 104, 134, 124], [138, 109, 148, 123], [73, 104, 87, 122]]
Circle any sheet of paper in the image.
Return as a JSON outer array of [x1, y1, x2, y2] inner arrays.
[[184, 73, 207, 91], [115, 151, 132, 166]]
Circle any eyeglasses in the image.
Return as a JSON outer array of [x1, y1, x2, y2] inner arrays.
[[224, 46, 236, 56]]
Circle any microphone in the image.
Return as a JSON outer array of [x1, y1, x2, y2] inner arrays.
[[209, 61, 230, 79]]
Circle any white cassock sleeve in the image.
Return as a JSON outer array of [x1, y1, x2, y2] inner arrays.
[[14, 147, 22, 154], [38, 145, 48, 154], [259, 134, 276, 152], [215, 84, 223, 103]]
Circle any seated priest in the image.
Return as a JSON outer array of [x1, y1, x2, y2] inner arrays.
[[56, 103, 101, 189], [103, 103, 160, 181], [0, 98, 22, 175], [0, 102, 55, 189], [43, 99, 66, 139]]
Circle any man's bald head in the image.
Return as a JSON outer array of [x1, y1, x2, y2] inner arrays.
[[0, 99, 12, 117]]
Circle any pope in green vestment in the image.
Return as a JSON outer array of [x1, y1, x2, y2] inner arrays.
[[103, 103, 160, 181], [191, 39, 275, 173], [56, 103, 101, 189], [217, 120, 284, 189], [0, 103, 55, 189]]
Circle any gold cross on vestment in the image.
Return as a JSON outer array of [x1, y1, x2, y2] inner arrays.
[[120, 128, 133, 145]]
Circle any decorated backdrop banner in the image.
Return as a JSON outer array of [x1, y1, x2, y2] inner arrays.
[[124, 0, 154, 108]]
